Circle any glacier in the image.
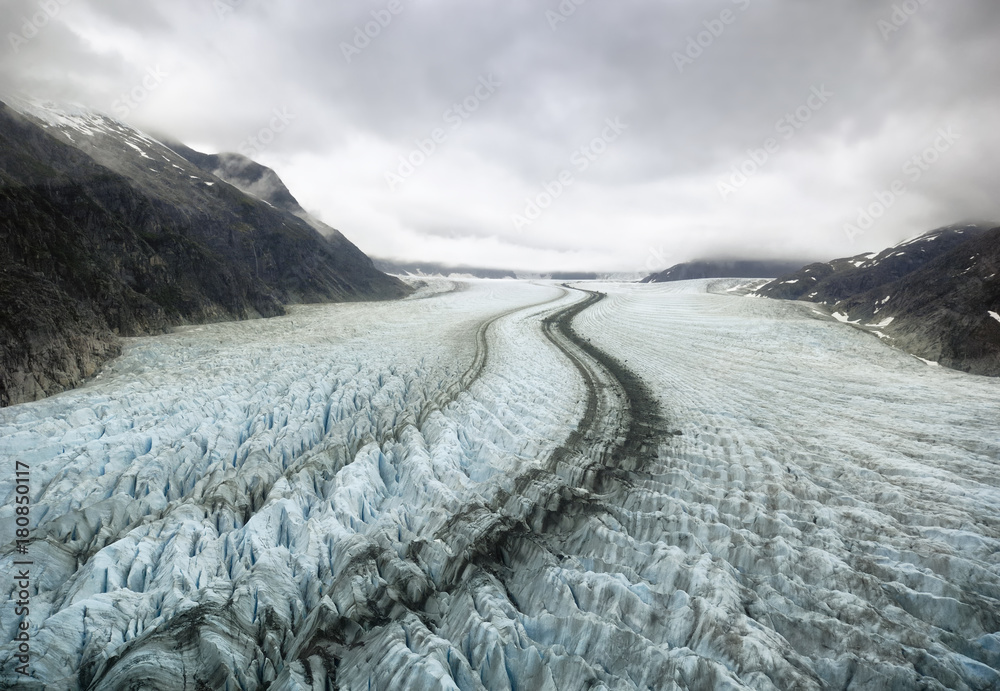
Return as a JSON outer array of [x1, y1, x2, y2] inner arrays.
[[1, 278, 999, 690]]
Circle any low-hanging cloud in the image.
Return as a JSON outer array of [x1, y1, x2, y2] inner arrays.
[[1, 0, 998, 272]]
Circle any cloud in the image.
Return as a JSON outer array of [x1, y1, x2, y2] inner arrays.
[[1, 0, 998, 271]]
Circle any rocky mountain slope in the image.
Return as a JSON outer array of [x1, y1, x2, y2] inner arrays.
[[159, 140, 305, 216], [754, 224, 986, 302], [755, 224, 1000, 375], [642, 259, 809, 283], [160, 139, 350, 240], [0, 98, 409, 406]]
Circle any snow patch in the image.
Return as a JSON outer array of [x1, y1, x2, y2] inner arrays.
[[124, 141, 153, 159], [868, 317, 894, 328]]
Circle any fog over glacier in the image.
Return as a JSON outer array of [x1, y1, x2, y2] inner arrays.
[[2, 280, 998, 689], [3, 1, 999, 270]]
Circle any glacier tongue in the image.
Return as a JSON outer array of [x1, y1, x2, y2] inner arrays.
[[2, 278, 999, 690], [565, 279, 1000, 689], [1, 280, 587, 689]]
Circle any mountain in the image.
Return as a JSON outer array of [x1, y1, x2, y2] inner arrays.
[[755, 224, 1000, 375], [371, 260, 604, 281], [373, 258, 639, 283], [641, 259, 811, 283], [550, 271, 599, 280], [158, 139, 306, 216], [0, 98, 409, 406], [160, 139, 347, 238], [372, 258, 518, 280], [753, 224, 987, 302]]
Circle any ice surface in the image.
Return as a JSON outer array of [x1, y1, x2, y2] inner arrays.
[[2, 278, 998, 690], [0, 280, 587, 688], [570, 280, 1000, 689]]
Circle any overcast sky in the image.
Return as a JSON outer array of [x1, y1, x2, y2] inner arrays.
[[2, 0, 999, 272]]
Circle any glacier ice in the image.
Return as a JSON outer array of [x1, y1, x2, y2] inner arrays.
[[1, 278, 999, 690]]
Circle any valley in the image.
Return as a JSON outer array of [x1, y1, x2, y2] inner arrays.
[[2, 279, 998, 689]]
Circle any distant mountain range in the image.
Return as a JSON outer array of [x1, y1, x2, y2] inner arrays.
[[754, 224, 1000, 375], [372, 259, 615, 281], [372, 259, 518, 280], [0, 97, 409, 406], [642, 259, 811, 283]]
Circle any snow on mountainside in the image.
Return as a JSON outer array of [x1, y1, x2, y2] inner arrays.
[[837, 226, 1000, 375], [158, 139, 305, 214], [0, 96, 408, 406], [159, 139, 351, 241], [754, 224, 987, 303], [754, 223, 1000, 375], [1, 279, 998, 689]]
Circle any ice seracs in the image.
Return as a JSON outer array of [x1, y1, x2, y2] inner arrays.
[[2, 278, 999, 689]]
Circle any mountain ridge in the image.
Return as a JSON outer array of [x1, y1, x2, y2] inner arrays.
[[753, 224, 987, 302], [0, 98, 409, 406], [642, 259, 812, 283], [158, 138, 350, 239], [754, 223, 1000, 375]]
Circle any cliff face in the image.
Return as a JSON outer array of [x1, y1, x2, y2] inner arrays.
[[0, 100, 409, 406], [0, 266, 121, 406]]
